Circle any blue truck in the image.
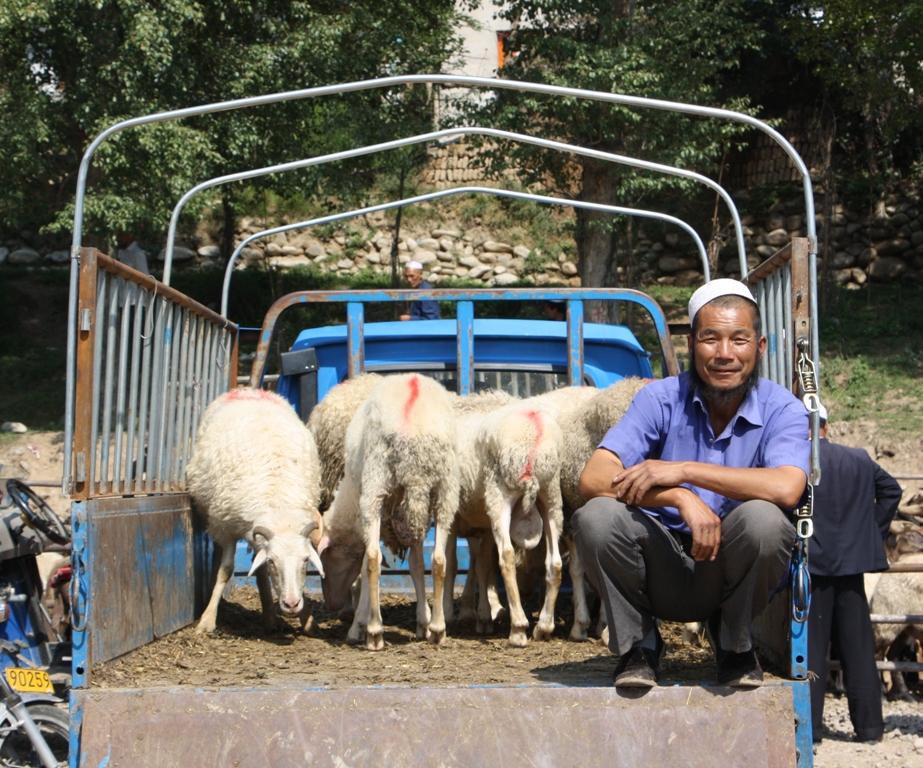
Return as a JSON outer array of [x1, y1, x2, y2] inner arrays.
[[60, 76, 821, 767]]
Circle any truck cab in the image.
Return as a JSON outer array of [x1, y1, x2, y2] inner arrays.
[[276, 317, 655, 418]]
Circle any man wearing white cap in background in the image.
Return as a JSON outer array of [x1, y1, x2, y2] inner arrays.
[[400, 261, 440, 321], [573, 278, 809, 689], [808, 403, 900, 744]]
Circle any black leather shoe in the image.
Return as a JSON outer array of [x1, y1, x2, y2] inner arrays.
[[716, 647, 763, 688], [613, 646, 660, 688]]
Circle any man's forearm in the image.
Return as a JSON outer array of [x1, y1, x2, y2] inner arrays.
[[679, 462, 806, 508]]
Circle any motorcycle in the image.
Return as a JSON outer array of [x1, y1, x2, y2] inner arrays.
[[0, 479, 72, 767]]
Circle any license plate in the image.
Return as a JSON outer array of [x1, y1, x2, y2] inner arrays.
[[4, 668, 53, 694]]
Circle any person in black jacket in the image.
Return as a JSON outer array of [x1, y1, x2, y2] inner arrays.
[[808, 404, 902, 744]]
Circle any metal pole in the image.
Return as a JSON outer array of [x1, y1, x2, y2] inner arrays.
[[164, 126, 744, 287], [222, 187, 709, 318]]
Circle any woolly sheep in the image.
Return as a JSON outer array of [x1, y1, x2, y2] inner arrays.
[[308, 373, 508, 514], [318, 373, 460, 650], [187, 388, 325, 635], [528, 378, 650, 640], [454, 401, 565, 646]]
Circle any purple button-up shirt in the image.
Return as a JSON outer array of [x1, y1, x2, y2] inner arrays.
[[598, 372, 810, 532]]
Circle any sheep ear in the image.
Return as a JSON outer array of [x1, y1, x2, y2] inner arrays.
[[248, 548, 268, 577]]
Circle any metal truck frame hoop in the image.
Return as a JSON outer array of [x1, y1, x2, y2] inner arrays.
[[165, 125, 744, 288], [222, 187, 709, 318], [65, 73, 819, 509]]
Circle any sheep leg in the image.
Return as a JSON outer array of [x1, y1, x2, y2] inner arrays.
[[475, 536, 497, 634], [256, 565, 286, 632], [347, 557, 370, 645], [492, 494, 530, 647], [442, 532, 458, 626], [408, 543, 432, 640], [197, 539, 235, 634], [364, 517, 385, 651], [427, 522, 451, 645], [565, 534, 591, 641], [532, 491, 563, 641], [458, 536, 480, 626]]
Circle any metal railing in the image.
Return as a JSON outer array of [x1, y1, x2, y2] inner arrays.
[[70, 249, 237, 500], [65, 74, 821, 495], [222, 187, 709, 319], [164, 125, 745, 288]]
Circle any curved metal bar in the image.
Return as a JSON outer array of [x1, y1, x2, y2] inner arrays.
[[221, 185, 709, 317], [165, 126, 744, 286], [65, 73, 816, 492]]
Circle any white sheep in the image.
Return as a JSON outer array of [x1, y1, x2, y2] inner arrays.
[[318, 373, 460, 650], [455, 401, 565, 646], [528, 378, 650, 640], [187, 388, 325, 634]]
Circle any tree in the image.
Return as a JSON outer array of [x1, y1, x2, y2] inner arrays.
[[783, 1, 923, 217], [0, 0, 471, 262], [469, 0, 765, 320]]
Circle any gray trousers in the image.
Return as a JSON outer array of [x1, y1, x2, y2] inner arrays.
[[571, 498, 796, 657]]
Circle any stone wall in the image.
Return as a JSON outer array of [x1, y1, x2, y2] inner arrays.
[[3, 191, 920, 291]]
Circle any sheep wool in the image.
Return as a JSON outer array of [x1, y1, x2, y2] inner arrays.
[[320, 373, 460, 651], [187, 388, 324, 635]]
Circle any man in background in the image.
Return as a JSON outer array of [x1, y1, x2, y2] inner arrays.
[[808, 404, 901, 744], [545, 300, 566, 321], [400, 260, 440, 321]]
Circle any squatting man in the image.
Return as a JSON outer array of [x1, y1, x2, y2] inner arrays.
[[572, 278, 809, 688]]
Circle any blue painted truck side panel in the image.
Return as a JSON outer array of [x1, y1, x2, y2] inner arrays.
[[275, 318, 653, 411]]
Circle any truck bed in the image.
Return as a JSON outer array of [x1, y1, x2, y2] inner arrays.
[[89, 588, 786, 691]]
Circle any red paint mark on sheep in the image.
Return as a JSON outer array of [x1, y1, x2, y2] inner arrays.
[[520, 409, 544, 481], [401, 375, 420, 428], [225, 388, 277, 402]]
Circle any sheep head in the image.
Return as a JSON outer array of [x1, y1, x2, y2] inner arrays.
[[248, 521, 326, 617]]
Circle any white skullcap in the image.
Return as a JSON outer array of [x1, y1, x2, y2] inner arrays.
[[816, 403, 828, 422], [688, 278, 757, 325], [405, 260, 423, 271]]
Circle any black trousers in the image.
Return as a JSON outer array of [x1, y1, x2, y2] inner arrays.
[[808, 573, 883, 742]]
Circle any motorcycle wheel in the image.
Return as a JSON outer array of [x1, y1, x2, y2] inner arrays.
[[0, 704, 69, 767]]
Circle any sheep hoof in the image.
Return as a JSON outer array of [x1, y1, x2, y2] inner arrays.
[[415, 623, 428, 641], [532, 624, 554, 642], [568, 625, 589, 642], [262, 612, 287, 633], [366, 632, 385, 651], [346, 626, 366, 645], [195, 620, 216, 635], [475, 619, 493, 635], [457, 608, 477, 626], [508, 630, 529, 648], [299, 613, 316, 636], [426, 627, 447, 645]]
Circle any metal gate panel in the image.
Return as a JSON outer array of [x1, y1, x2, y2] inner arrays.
[[74, 684, 797, 768], [85, 494, 209, 666]]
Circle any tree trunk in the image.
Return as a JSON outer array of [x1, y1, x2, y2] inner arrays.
[[576, 159, 621, 324], [862, 102, 887, 220], [220, 190, 235, 269], [390, 166, 407, 320]]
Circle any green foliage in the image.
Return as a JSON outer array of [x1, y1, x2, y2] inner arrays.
[[783, 1, 923, 204], [0, 0, 470, 245], [467, 0, 766, 298]]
